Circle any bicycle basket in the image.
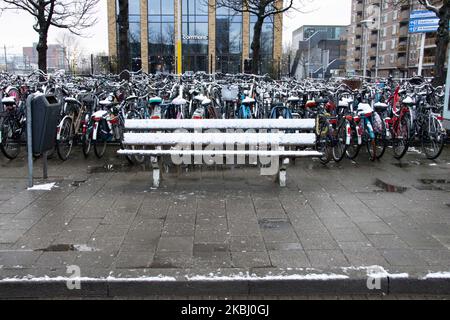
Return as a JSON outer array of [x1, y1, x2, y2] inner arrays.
[[342, 79, 362, 91], [221, 85, 238, 101]]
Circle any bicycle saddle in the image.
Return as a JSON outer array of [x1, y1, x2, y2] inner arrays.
[[172, 97, 187, 105], [201, 98, 212, 107], [242, 97, 255, 104], [1, 96, 16, 105]]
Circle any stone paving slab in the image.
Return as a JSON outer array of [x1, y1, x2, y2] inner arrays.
[[0, 146, 449, 298]]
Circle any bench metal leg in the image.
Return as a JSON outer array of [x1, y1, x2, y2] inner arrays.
[[278, 158, 289, 187], [151, 155, 161, 188]]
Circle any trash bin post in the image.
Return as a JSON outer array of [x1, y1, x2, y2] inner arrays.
[[43, 150, 48, 180], [26, 94, 34, 188]]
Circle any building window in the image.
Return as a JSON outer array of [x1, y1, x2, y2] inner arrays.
[[116, 0, 141, 71], [182, 0, 209, 72], [216, 5, 242, 73], [148, 0, 175, 73], [249, 14, 274, 75]]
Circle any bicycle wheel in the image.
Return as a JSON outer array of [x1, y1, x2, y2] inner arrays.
[[0, 116, 21, 159], [93, 120, 108, 159], [316, 115, 332, 164], [81, 132, 92, 158], [346, 123, 361, 160], [56, 117, 73, 161], [367, 126, 387, 161], [332, 121, 348, 162], [392, 117, 410, 160], [94, 139, 107, 159], [422, 116, 446, 160]]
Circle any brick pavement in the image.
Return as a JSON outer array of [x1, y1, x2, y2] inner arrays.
[[0, 146, 449, 298]]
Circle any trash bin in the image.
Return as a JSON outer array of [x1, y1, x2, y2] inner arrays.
[[31, 94, 61, 154]]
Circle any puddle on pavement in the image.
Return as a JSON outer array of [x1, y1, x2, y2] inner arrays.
[[87, 163, 150, 174], [258, 218, 291, 229], [265, 242, 302, 251], [374, 179, 408, 193], [415, 179, 450, 191], [149, 261, 178, 268], [414, 185, 444, 191], [193, 243, 229, 254], [71, 179, 87, 187], [35, 244, 97, 252], [392, 161, 424, 168], [419, 179, 450, 185]]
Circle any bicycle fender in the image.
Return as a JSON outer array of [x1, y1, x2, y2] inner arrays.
[[56, 115, 71, 140]]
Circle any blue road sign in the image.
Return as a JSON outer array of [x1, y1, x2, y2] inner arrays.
[[409, 10, 439, 33], [410, 10, 438, 20]]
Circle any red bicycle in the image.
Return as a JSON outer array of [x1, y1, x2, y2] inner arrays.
[[385, 86, 410, 160]]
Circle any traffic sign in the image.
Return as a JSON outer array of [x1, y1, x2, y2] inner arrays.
[[409, 10, 439, 33], [410, 10, 438, 20]]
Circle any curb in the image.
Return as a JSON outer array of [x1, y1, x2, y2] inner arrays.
[[1, 267, 449, 298]]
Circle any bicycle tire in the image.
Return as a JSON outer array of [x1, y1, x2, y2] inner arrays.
[[392, 116, 410, 160], [332, 121, 348, 162], [422, 116, 446, 160], [0, 116, 21, 160], [56, 117, 73, 161]]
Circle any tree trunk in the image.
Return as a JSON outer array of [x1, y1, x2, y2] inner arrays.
[[434, 2, 450, 86], [250, 18, 264, 75], [117, 0, 130, 73], [36, 31, 48, 74]]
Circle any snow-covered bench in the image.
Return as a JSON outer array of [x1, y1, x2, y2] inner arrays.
[[118, 119, 322, 187]]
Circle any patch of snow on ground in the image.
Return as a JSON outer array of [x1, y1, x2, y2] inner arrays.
[[343, 266, 409, 279], [423, 272, 450, 279], [186, 273, 349, 281], [27, 183, 56, 191], [408, 147, 423, 155], [0, 275, 178, 282]]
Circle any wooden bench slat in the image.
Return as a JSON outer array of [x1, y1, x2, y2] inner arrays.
[[124, 119, 316, 130], [122, 132, 317, 146]]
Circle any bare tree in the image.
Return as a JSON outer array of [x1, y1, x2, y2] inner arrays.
[[117, 0, 130, 73], [56, 31, 82, 73], [214, 0, 298, 74], [391, 0, 449, 85], [0, 0, 99, 75]]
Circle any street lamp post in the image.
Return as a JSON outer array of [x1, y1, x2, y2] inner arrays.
[[3, 45, 7, 72], [361, 19, 374, 80]]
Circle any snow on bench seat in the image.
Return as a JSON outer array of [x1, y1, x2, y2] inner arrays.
[[122, 132, 316, 146], [118, 149, 323, 157], [124, 119, 316, 130]]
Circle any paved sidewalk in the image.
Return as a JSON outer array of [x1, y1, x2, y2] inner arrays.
[[0, 145, 449, 298]]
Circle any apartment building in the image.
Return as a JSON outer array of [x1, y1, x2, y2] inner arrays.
[[23, 43, 66, 71], [346, 0, 439, 78], [290, 25, 347, 79]]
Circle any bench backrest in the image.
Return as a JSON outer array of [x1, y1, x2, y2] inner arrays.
[[124, 119, 315, 131]]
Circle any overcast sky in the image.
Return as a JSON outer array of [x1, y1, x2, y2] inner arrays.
[[0, 0, 351, 56]]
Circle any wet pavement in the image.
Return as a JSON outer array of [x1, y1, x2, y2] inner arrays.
[[0, 145, 449, 298]]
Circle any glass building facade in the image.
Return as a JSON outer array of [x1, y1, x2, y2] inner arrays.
[[116, 0, 142, 71], [108, 0, 283, 75], [148, 0, 175, 73], [182, 0, 209, 72], [216, 6, 242, 74]]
